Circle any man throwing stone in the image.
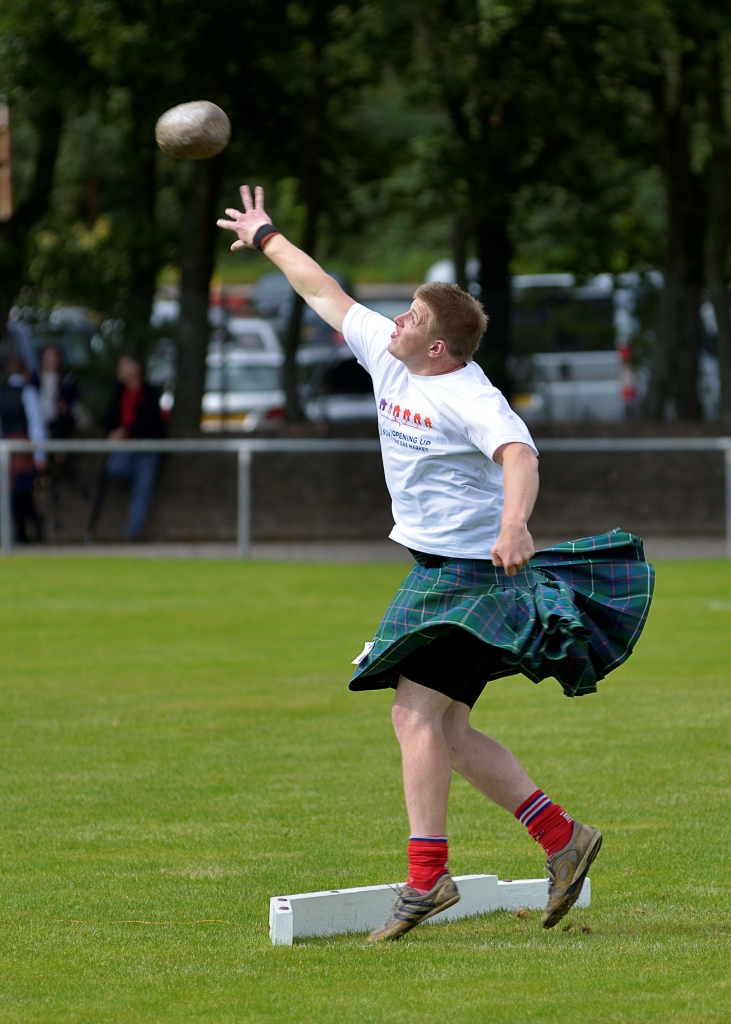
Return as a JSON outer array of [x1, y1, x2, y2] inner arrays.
[[218, 186, 654, 941]]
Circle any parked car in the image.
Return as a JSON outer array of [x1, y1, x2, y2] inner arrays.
[[225, 317, 281, 353], [251, 270, 351, 347], [303, 347, 377, 423], [512, 350, 631, 423], [200, 346, 284, 432], [201, 331, 378, 431]]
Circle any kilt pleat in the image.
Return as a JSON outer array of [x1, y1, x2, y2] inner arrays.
[[349, 528, 655, 698]]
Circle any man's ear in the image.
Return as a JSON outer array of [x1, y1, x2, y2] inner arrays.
[[428, 339, 447, 358]]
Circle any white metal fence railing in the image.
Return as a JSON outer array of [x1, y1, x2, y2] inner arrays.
[[1, 437, 730, 558]]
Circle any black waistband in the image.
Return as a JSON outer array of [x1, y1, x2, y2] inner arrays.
[[408, 549, 448, 569]]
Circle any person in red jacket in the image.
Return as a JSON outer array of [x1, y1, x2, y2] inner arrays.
[[95, 355, 163, 539]]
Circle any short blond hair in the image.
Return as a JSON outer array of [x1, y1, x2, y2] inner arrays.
[[414, 282, 488, 361]]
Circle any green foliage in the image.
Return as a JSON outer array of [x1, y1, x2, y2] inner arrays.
[[3, 0, 731, 419], [0, 556, 729, 1021], [512, 165, 667, 277], [25, 104, 181, 316]]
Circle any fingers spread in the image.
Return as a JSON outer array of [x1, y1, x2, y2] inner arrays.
[[225, 208, 242, 218], [231, 240, 246, 251], [255, 185, 265, 210], [217, 218, 237, 229], [240, 184, 253, 211]]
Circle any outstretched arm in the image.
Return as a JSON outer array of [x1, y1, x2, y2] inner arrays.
[[217, 185, 355, 331], [491, 442, 539, 576]]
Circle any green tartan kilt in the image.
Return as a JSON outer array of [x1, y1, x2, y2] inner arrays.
[[349, 529, 655, 699]]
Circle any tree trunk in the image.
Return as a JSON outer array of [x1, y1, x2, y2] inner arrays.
[[452, 213, 471, 293], [644, 64, 706, 420], [705, 47, 731, 424], [119, 104, 160, 358], [475, 215, 512, 396], [645, 189, 705, 420], [172, 155, 225, 433], [282, 200, 319, 425], [0, 104, 63, 340]]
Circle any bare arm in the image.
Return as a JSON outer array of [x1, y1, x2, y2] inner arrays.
[[217, 185, 355, 331], [491, 442, 539, 576]]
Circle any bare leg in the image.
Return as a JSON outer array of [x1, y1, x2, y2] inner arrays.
[[442, 701, 537, 814], [392, 676, 453, 835]]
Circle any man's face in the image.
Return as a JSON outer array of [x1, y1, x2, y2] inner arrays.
[[42, 347, 61, 373], [117, 356, 143, 388], [387, 298, 434, 365]]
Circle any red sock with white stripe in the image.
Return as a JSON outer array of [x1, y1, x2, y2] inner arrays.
[[515, 790, 574, 857], [407, 835, 449, 894]]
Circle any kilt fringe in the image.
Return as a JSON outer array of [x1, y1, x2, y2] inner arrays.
[[349, 529, 655, 699]]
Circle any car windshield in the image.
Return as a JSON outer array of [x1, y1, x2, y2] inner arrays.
[[206, 363, 281, 392], [228, 331, 267, 351]]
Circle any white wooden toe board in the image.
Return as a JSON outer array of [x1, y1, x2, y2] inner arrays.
[[269, 874, 590, 944]]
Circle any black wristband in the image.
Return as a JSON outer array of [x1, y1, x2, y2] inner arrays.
[[253, 224, 281, 250]]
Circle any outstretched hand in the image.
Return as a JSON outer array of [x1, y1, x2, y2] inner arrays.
[[216, 185, 272, 251]]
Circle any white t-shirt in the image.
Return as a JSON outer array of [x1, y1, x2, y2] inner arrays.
[[343, 303, 538, 559], [40, 371, 60, 424]]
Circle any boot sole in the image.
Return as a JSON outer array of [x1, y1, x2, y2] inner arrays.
[[368, 892, 461, 942], [542, 830, 603, 930]]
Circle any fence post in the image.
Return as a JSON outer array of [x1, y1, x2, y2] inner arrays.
[[725, 442, 731, 559], [237, 447, 252, 559], [0, 445, 11, 555]]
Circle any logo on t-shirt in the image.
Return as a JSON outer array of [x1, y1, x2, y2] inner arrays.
[[378, 397, 432, 430]]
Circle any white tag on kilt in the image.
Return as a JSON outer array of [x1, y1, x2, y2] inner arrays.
[[351, 641, 375, 665]]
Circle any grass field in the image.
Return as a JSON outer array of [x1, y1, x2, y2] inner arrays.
[[0, 557, 729, 1023]]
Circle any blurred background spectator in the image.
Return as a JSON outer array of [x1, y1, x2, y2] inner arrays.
[[0, 355, 46, 542], [86, 355, 163, 541], [37, 344, 78, 438]]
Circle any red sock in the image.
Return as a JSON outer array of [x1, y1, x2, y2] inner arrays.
[[515, 790, 574, 857], [407, 835, 449, 893]]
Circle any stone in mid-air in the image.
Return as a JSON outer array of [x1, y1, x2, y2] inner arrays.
[[155, 101, 231, 160]]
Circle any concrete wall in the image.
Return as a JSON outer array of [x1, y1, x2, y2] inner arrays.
[[34, 447, 724, 544], [532, 450, 724, 539]]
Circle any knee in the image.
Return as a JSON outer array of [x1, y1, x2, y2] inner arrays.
[[391, 701, 440, 746], [391, 702, 418, 744]]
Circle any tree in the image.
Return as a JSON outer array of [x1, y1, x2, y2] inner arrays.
[[173, 155, 226, 430], [612, 3, 708, 419], [7, 0, 281, 430], [599, 1, 731, 420], [67, 0, 246, 429], [399, 0, 620, 395], [256, 0, 396, 425], [704, 28, 731, 423], [0, 2, 90, 341]]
